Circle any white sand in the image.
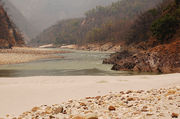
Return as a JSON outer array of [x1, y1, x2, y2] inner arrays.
[[0, 74, 180, 117]]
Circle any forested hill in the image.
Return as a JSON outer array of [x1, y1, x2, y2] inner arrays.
[[30, 0, 162, 46], [9, 0, 118, 33], [104, 0, 180, 73]]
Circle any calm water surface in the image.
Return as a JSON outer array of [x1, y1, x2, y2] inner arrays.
[[0, 49, 155, 77]]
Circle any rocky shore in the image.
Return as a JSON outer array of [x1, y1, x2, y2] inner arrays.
[[0, 47, 69, 65], [103, 40, 180, 73], [11, 86, 180, 119]]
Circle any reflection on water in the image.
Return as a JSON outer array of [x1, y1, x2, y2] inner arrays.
[[0, 70, 18, 77], [0, 49, 157, 77]]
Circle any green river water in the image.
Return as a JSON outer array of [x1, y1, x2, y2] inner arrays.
[[0, 49, 155, 77]]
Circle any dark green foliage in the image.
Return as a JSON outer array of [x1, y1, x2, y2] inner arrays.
[[175, 0, 180, 5], [151, 14, 178, 43], [125, 0, 180, 45], [148, 9, 159, 16], [126, 8, 160, 44]]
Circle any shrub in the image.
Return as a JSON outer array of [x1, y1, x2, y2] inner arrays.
[[151, 14, 178, 43], [175, 0, 180, 5]]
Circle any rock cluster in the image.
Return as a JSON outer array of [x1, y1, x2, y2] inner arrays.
[[6, 86, 180, 119], [103, 40, 180, 73]]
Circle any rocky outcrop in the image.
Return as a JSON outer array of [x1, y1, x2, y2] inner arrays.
[[104, 40, 180, 73], [103, 50, 134, 64], [0, 3, 24, 49]]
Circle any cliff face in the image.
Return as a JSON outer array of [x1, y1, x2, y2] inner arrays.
[[3, 0, 39, 40], [0, 4, 24, 48]]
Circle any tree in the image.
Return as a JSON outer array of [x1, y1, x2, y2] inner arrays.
[[175, 0, 180, 5], [151, 14, 178, 43]]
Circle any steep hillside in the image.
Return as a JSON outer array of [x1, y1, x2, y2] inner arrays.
[[0, 2, 24, 48], [9, 0, 118, 32], [2, 0, 39, 40], [104, 0, 180, 73], [31, 0, 162, 46]]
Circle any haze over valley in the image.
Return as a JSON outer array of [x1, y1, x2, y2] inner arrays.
[[7, 0, 118, 34], [0, 0, 179, 118]]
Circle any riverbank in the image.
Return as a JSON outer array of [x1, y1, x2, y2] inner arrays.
[[103, 40, 180, 73], [0, 47, 69, 65], [0, 74, 179, 118], [58, 42, 122, 52]]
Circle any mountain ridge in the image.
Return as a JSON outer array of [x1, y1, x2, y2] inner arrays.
[[2, 0, 39, 40], [9, 0, 118, 32], [0, 2, 24, 48], [30, 0, 162, 46]]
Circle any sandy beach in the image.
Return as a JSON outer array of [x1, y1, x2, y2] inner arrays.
[[0, 74, 179, 118], [0, 47, 69, 65]]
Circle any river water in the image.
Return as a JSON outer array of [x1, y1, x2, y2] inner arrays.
[[0, 49, 154, 77]]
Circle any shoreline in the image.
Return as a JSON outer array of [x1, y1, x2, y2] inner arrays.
[[0, 53, 63, 65], [58, 43, 122, 52], [0, 47, 70, 65], [0, 74, 179, 117]]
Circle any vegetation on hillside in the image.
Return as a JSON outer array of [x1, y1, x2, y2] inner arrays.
[[103, 0, 180, 73], [151, 1, 180, 43], [127, 0, 180, 45], [30, 0, 162, 46]]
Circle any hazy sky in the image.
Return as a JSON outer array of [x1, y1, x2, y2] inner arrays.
[[9, 0, 118, 31]]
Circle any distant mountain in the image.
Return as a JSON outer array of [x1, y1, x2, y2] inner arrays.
[[8, 0, 118, 32], [2, 0, 39, 41]]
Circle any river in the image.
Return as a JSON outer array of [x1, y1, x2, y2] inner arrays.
[[0, 49, 154, 77]]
